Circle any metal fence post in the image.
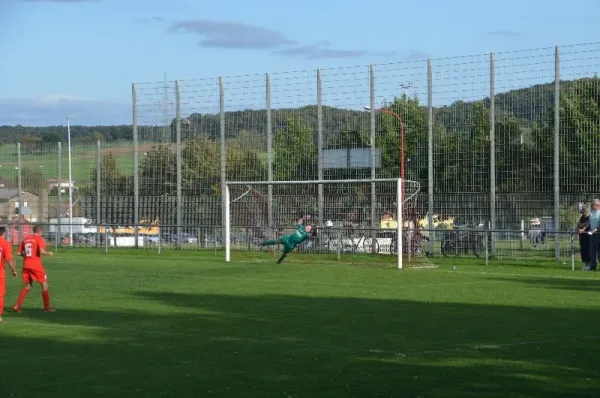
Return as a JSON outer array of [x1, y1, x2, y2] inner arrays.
[[16, 143, 22, 243], [485, 227, 489, 266], [489, 52, 497, 257], [554, 46, 560, 261], [56, 142, 62, 250], [266, 73, 273, 235], [175, 80, 182, 245], [132, 83, 140, 248], [96, 140, 101, 247], [219, 77, 226, 245], [554, 46, 561, 261], [427, 59, 434, 256], [369, 64, 377, 253], [570, 232, 575, 271], [317, 68, 324, 231]]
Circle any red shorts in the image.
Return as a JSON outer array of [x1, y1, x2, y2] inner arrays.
[[22, 268, 47, 284]]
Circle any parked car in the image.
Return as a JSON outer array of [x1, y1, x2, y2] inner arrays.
[[145, 235, 162, 245], [165, 233, 198, 244]]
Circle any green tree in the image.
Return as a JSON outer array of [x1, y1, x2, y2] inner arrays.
[[273, 118, 317, 181], [90, 152, 132, 196], [41, 133, 63, 143], [139, 145, 177, 196], [19, 167, 46, 193], [182, 136, 220, 195], [87, 152, 132, 224], [558, 77, 600, 193], [376, 96, 429, 183], [181, 134, 267, 196]]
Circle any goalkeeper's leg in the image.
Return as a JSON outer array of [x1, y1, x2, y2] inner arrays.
[[261, 235, 289, 247], [277, 245, 295, 264]]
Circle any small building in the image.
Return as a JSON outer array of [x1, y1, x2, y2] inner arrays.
[[0, 188, 48, 225], [7, 215, 33, 244], [46, 178, 75, 194]]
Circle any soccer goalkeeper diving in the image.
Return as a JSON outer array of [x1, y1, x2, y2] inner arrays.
[[261, 215, 313, 264]]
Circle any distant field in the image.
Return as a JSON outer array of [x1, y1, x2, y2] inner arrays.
[[0, 142, 163, 183]]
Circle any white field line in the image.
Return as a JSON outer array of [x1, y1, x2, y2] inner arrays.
[[5, 320, 597, 359]]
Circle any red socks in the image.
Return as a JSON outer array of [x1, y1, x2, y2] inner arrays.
[[0, 294, 4, 316], [15, 288, 29, 309], [42, 290, 50, 309], [13, 288, 51, 310]]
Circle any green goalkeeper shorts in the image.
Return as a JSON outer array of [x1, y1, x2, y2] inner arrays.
[[278, 236, 294, 252]]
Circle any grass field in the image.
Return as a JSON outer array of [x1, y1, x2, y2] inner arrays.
[[0, 141, 139, 182], [1, 249, 600, 397]]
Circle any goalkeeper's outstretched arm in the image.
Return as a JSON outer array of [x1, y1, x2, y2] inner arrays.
[[298, 213, 312, 225]]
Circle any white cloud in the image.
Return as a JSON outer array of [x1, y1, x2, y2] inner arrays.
[[0, 96, 130, 126]]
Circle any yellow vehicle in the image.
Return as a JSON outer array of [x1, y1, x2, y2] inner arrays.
[[417, 214, 454, 239], [379, 215, 414, 229], [380, 215, 398, 229], [379, 213, 454, 230], [98, 217, 160, 236], [418, 214, 454, 230]]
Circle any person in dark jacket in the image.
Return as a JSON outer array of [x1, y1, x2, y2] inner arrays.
[[578, 205, 591, 267]]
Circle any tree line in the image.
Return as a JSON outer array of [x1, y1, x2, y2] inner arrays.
[[1, 78, 591, 145]]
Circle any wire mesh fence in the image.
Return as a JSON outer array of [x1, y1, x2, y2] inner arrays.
[[3, 42, 600, 266]]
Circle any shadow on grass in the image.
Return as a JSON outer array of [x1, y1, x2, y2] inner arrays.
[[2, 292, 600, 398], [489, 275, 600, 292]]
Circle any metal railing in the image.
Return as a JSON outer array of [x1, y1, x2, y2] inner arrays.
[[13, 222, 588, 269]]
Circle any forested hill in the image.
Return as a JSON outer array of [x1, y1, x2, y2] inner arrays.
[[0, 78, 590, 144]]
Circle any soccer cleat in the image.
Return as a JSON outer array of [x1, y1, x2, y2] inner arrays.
[[12, 306, 21, 313], [0, 317, 3, 323], [44, 307, 56, 313]]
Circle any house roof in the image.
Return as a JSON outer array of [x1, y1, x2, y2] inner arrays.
[[0, 189, 37, 200], [0, 189, 19, 200]]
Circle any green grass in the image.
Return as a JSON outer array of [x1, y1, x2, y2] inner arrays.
[[0, 142, 135, 182], [1, 249, 600, 397]]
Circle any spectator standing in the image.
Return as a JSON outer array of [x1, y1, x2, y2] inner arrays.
[[583, 199, 600, 271], [578, 205, 591, 268]]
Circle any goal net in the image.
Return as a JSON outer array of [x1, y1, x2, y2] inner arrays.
[[224, 178, 432, 269]]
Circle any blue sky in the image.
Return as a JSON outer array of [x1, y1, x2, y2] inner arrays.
[[0, 0, 598, 126]]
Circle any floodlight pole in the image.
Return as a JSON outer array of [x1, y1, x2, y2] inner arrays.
[[67, 116, 73, 246], [400, 82, 413, 100]]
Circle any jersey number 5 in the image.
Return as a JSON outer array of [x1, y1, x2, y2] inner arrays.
[[25, 243, 33, 257]]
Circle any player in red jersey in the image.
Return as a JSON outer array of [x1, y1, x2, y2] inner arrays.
[[13, 225, 55, 313], [0, 227, 18, 322]]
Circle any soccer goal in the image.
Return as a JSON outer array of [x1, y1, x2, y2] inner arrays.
[[224, 178, 426, 269]]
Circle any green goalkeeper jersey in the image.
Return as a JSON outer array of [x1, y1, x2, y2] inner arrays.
[[288, 223, 309, 246]]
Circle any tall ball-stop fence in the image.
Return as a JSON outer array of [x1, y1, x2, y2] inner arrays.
[[2, 42, 599, 267]]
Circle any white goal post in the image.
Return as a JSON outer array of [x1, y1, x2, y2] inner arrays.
[[224, 178, 407, 269]]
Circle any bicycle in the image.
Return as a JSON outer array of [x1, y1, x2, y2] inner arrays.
[[441, 222, 486, 258]]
